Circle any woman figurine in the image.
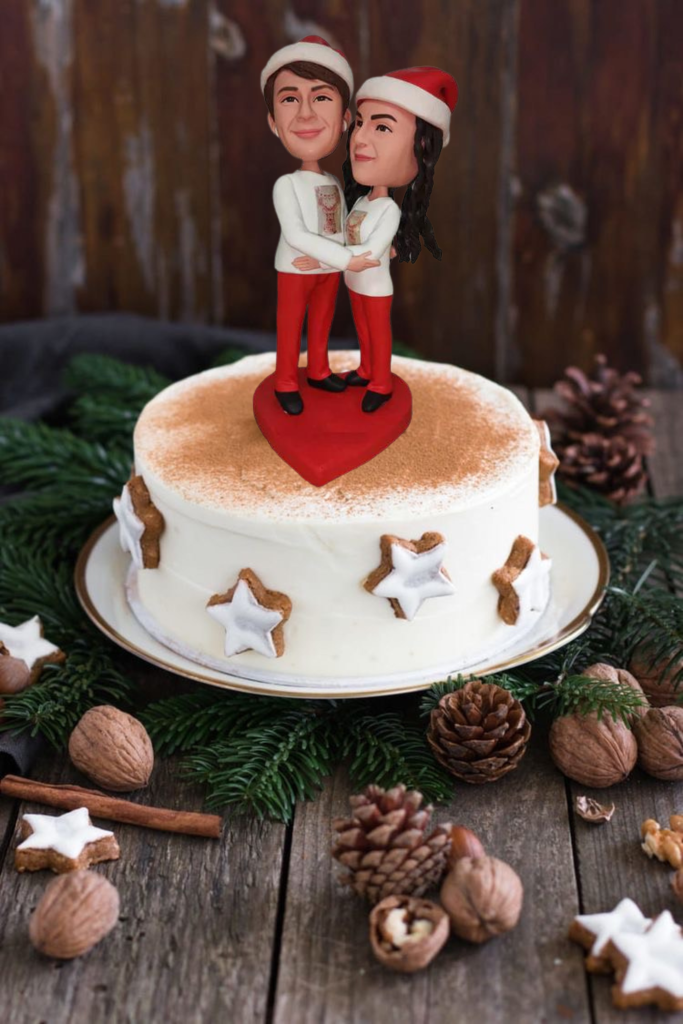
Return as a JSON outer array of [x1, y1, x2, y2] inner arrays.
[[342, 67, 457, 412]]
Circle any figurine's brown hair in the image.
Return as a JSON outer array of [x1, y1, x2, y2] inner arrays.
[[264, 61, 350, 118]]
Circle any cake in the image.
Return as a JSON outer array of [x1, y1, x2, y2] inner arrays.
[[114, 352, 557, 687]]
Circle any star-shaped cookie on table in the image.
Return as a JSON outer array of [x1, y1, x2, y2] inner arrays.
[[491, 535, 551, 627], [569, 898, 652, 973], [364, 532, 455, 621], [206, 568, 292, 659], [113, 472, 165, 570], [607, 910, 683, 1011], [15, 808, 120, 874], [0, 615, 65, 697], [533, 419, 560, 507]]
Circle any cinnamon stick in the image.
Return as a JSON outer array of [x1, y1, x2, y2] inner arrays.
[[0, 775, 222, 839]]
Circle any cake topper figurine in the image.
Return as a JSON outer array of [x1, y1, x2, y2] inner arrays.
[[259, 35, 378, 417], [341, 66, 458, 412]]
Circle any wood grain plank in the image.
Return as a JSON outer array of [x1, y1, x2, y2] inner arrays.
[[515, 0, 683, 387], [71, 0, 216, 320], [274, 741, 590, 1024], [0, 753, 285, 1023], [365, 0, 517, 377], [0, 1, 53, 320], [642, 389, 683, 500], [554, 393, 683, 1023]]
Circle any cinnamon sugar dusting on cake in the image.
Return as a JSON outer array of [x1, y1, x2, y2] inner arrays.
[[134, 353, 538, 521]]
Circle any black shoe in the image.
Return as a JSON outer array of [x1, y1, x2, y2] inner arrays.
[[275, 390, 304, 415], [362, 390, 392, 413], [345, 370, 371, 387], [307, 373, 347, 393]]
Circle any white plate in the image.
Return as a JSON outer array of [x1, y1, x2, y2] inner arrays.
[[75, 504, 609, 699]]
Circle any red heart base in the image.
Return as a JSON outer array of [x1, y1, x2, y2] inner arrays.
[[253, 369, 412, 487]]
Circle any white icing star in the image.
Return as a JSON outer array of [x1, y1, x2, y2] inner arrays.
[[575, 898, 651, 956], [512, 546, 552, 629], [113, 482, 145, 569], [18, 808, 114, 860], [371, 542, 455, 621], [613, 910, 683, 997], [207, 578, 285, 658], [0, 616, 60, 670]]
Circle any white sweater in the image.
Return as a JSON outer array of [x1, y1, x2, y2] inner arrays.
[[344, 195, 401, 297], [272, 170, 351, 274]]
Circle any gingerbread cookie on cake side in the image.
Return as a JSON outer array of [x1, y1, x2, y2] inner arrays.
[[114, 352, 556, 688]]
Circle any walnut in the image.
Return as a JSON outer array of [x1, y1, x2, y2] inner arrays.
[[549, 710, 637, 787], [0, 646, 31, 695], [630, 645, 683, 707], [634, 707, 683, 781], [369, 895, 449, 972], [68, 705, 154, 792], [440, 855, 523, 943], [672, 869, 683, 905], [581, 662, 648, 720], [29, 870, 120, 959], [640, 817, 683, 868], [447, 825, 486, 868]]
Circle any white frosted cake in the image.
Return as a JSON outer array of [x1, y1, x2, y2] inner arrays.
[[114, 352, 557, 687]]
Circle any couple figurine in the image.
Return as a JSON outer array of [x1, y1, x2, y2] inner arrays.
[[261, 36, 457, 417]]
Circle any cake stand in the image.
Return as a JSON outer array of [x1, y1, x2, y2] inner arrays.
[[75, 503, 609, 699]]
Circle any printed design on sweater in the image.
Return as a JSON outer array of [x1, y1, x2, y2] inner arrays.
[[315, 185, 342, 235], [346, 209, 368, 246]]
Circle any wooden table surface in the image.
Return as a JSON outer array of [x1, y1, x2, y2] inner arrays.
[[0, 389, 681, 1024]]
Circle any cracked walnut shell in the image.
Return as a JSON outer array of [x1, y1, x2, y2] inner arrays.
[[68, 705, 154, 792], [29, 870, 120, 959], [369, 895, 449, 972]]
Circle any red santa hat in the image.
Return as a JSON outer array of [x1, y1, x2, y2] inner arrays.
[[356, 67, 457, 146], [260, 36, 354, 96]]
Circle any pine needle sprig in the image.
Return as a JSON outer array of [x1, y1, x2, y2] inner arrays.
[[0, 641, 134, 746], [181, 707, 340, 821], [607, 587, 683, 683], [67, 395, 138, 451], [0, 541, 85, 640], [141, 690, 333, 757], [63, 353, 170, 404], [0, 492, 112, 559], [0, 419, 130, 493], [209, 347, 249, 368], [341, 711, 453, 804], [534, 673, 648, 725]]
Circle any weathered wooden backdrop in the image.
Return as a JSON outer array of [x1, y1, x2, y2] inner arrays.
[[1, 0, 682, 386]]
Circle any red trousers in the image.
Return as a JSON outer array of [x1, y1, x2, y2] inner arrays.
[[275, 272, 340, 392], [349, 291, 394, 395]]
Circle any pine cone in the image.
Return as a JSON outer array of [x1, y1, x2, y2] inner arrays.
[[544, 354, 654, 504], [332, 784, 451, 904], [427, 680, 531, 784]]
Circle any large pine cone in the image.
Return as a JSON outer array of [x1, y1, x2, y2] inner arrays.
[[544, 355, 654, 503], [427, 680, 531, 784], [332, 784, 451, 904]]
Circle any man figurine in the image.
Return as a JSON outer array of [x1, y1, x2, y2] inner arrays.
[[261, 36, 378, 415]]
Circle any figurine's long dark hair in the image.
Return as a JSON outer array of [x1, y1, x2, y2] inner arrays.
[[343, 115, 444, 262]]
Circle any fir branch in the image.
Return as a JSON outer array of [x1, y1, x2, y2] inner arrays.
[[0, 491, 113, 557], [341, 711, 453, 804], [0, 641, 134, 747], [67, 394, 137, 451], [63, 353, 170, 404], [0, 540, 85, 640], [607, 587, 683, 683], [209, 347, 249, 368], [0, 419, 130, 493], [141, 690, 331, 756], [181, 706, 339, 821], [535, 673, 648, 725]]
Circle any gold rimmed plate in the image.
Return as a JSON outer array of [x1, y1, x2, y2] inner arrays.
[[75, 504, 609, 700]]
